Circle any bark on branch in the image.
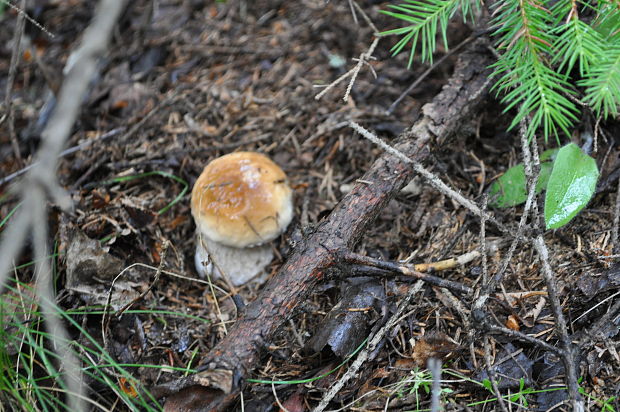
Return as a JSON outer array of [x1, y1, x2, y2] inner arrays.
[[153, 39, 495, 410]]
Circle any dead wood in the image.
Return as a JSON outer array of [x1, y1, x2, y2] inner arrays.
[[152, 39, 495, 410]]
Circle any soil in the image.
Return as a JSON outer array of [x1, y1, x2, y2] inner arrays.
[[1, 1, 619, 411]]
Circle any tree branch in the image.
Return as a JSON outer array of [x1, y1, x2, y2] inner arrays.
[[153, 39, 495, 410]]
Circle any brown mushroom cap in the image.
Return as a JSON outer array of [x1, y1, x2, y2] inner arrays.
[[191, 151, 293, 248]]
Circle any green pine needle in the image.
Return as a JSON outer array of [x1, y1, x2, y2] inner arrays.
[[580, 46, 620, 118], [491, 0, 579, 141], [379, 0, 620, 142], [552, 17, 604, 76], [378, 0, 465, 66]]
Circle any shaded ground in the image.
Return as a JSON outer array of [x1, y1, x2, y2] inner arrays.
[[1, 0, 619, 410]]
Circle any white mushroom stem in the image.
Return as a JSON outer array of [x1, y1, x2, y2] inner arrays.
[[195, 234, 274, 286]]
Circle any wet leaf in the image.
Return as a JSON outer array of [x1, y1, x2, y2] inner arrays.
[[544, 143, 599, 229], [489, 149, 558, 208], [306, 282, 384, 357]]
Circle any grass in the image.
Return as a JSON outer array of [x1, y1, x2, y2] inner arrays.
[[0, 167, 194, 410], [382, 367, 618, 411], [0, 282, 161, 411], [0, 277, 215, 411], [0, 201, 22, 230], [1, 266, 616, 411]]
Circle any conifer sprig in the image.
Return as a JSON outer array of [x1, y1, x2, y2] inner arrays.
[[379, 0, 620, 141], [379, 0, 480, 66], [580, 46, 620, 118], [491, 0, 578, 140]]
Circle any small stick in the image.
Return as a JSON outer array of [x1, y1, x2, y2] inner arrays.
[[0, 127, 125, 186], [341, 251, 472, 295], [484, 321, 562, 355], [482, 337, 509, 412], [613, 178, 620, 254], [472, 120, 537, 311], [116, 240, 169, 316], [102, 240, 169, 348], [343, 37, 379, 103], [312, 281, 424, 412], [520, 122, 583, 410], [349, 121, 512, 236]]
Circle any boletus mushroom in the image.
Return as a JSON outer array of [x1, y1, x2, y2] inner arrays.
[[190, 151, 293, 286]]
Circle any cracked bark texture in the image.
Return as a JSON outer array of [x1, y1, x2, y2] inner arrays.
[[155, 39, 495, 411]]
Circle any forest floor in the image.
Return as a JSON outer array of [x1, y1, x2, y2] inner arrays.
[[0, 1, 619, 411]]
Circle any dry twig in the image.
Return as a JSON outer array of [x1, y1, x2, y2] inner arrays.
[[312, 281, 425, 412], [521, 125, 583, 410], [315, 4, 380, 103]]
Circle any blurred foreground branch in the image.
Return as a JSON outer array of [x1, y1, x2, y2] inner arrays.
[[0, 1, 127, 410]]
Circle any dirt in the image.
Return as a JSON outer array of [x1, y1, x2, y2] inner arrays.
[[1, 1, 619, 411]]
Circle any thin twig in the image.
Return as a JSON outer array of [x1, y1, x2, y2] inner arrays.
[[315, 37, 380, 101], [342, 250, 472, 294], [2, 0, 55, 38], [348, 121, 513, 235], [478, 192, 509, 411], [116, 240, 169, 316], [533, 236, 583, 410], [351, 0, 378, 32], [312, 281, 424, 412], [428, 357, 442, 412], [613, 178, 620, 254], [32, 189, 84, 411], [344, 37, 379, 103], [347, 0, 358, 26], [480, 195, 489, 286], [102, 240, 168, 349], [485, 323, 562, 354], [341, 242, 503, 295], [521, 124, 583, 410], [473, 121, 538, 311], [0, 128, 125, 187], [483, 338, 509, 412], [272, 381, 289, 412]]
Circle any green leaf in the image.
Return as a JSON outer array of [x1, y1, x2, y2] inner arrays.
[[544, 143, 599, 229], [489, 149, 558, 208]]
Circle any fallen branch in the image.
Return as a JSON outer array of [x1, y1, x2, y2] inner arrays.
[[152, 39, 495, 409]]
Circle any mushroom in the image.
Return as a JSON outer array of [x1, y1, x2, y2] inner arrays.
[[190, 151, 293, 286]]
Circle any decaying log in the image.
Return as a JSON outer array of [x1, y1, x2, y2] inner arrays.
[[153, 39, 495, 410]]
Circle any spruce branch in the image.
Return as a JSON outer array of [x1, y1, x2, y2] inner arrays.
[[379, 0, 620, 142], [491, 0, 578, 140], [378, 0, 480, 66], [579, 45, 620, 118], [552, 13, 604, 76]]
